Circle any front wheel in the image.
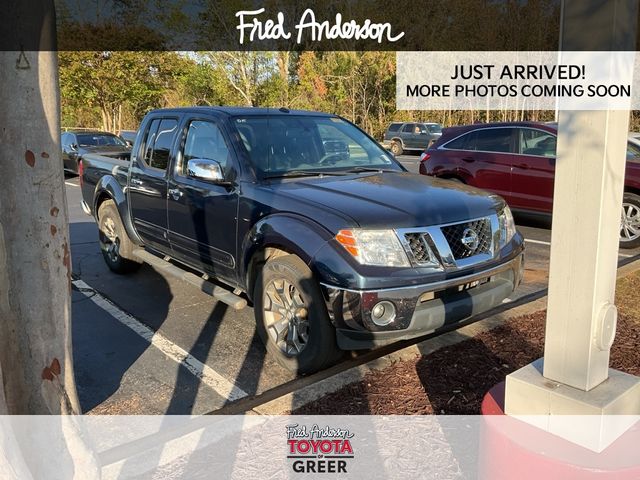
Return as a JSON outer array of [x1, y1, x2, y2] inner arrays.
[[390, 141, 403, 156], [98, 200, 142, 274], [620, 192, 640, 249], [254, 254, 342, 374]]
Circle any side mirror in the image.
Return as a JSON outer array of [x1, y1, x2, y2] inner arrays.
[[187, 158, 225, 183], [70, 143, 78, 150]]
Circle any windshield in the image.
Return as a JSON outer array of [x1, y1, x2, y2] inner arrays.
[[233, 115, 401, 178], [77, 133, 127, 147]]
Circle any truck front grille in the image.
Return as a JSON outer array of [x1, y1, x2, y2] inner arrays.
[[404, 233, 433, 264], [441, 218, 492, 260]]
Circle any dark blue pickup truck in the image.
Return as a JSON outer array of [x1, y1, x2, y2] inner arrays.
[[80, 107, 525, 373]]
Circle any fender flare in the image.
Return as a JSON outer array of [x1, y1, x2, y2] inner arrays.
[[92, 176, 144, 246], [240, 213, 334, 297], [391, 137, 404, 147]]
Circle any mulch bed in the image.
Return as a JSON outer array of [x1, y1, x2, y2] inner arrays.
[[292, 274, 640, 415]]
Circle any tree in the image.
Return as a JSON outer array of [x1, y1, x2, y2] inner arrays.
[[0, 0, 99, 477], [59, 51, 186, 131]]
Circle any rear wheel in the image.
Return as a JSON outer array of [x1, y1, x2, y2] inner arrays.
[[254, 254, 342, 374], [390, 141, 403, 156], [620, 192, 640, 249], [98, 200, 142, 274]]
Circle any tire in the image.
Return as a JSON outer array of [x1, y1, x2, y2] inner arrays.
[[620, 192, 640, 249], [390, 141, 403, 156], [254, 254, 342, 374], [97, 200, 142, 274]]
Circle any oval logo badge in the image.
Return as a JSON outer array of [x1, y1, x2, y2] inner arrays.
[[461, 227, 479, 251]]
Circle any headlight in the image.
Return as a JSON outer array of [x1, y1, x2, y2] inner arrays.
[[498, 205, 517, 246], [336, 229, 410, 267]]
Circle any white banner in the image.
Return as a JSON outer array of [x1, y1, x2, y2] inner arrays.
[[1, 415, 639, 478], [396, 51, 639, 111]]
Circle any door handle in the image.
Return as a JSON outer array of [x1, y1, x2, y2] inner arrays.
[[130, 178, 143, 186], [168, 188, 183, 200], [515, 163, 529, 170], [461, 157, 475, 163]]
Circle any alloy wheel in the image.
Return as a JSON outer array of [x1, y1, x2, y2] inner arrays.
[[102, 217, 120, 263], [263, 279, 309, 356], [620, 202, 640, 243]]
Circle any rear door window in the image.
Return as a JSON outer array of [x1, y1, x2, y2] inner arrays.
[[445, 128, 515, 153], [142, 118, 178, 171], [445, 131, 475, 150], [472, 128, 515, 153], [402, 123, 415, 133]]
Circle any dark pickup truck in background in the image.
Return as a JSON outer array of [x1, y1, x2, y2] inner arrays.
[[80, 107, 525, 373]]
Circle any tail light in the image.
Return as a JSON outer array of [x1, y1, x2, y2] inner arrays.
[[78, 159, 84, 187], [420, 152, 431, 163]]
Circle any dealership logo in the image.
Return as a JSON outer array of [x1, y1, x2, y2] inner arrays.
[[461, 227, 480, 251], [286, 424, 354, 474]]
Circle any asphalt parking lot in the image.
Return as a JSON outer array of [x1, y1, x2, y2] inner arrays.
[[65, 156, 640, 414]]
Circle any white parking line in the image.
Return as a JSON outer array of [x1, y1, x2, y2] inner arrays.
[[525, 238, 551, 246], [72, 279, 248, 402]]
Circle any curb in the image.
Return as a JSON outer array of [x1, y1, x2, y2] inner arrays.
[[252, 293, 547, 415], [252, 256, 640, 415]]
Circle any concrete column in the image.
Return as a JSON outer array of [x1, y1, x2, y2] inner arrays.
[[543, 108, 628, 391], [503, 0, 640, 452]]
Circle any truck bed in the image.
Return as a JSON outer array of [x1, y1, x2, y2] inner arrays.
[[80, 153, 130, 215]]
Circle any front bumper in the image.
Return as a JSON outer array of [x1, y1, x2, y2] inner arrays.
[[322, 252, 524, 349]]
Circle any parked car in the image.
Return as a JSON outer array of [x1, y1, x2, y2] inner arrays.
[[419, 121, 640, 248], [61, 130, 131, 174], [79, 107, 524, 373], [118, 130, 138, 147], [382, 122, 443, 156]]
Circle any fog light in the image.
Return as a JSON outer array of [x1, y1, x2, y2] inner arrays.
[[371, 301, 396, 326]]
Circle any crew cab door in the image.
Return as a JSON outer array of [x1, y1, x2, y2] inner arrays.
[[128, 116, 179, 250], [167, 117, 239, 284], [400, 123, 418, 149], [510, 127, 557, 213]]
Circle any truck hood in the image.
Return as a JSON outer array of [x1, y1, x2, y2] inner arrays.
[[270, 172, 502, 229]]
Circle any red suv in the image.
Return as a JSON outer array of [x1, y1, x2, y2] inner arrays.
[[419, 122, 640, 248]]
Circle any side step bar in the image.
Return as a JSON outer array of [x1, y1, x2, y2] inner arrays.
[[132, 249, 247, 310]]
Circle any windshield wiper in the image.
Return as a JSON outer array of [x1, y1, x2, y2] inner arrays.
[[263, 170, 349, 179], [343, 167, 400, 174]]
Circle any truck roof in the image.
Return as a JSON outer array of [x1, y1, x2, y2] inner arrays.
[[146, 106, 335, 117]]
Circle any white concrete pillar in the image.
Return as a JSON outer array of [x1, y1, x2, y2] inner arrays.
[[503, 0, 640, 452], [543, 108, 628, 391]]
